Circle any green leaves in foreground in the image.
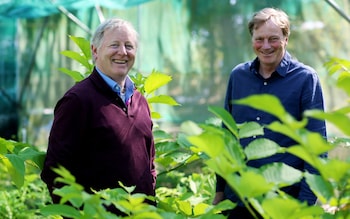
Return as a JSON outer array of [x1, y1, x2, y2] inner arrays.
[[59, 35, 93, 81], [131, 70, 180, 119], [0, 137, 45, 188]]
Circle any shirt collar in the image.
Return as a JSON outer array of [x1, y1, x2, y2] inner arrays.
[[95, 67, 135, 104], [250, 51, 292, 77]]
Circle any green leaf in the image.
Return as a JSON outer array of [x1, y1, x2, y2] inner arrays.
[[232, 171, 274, 198], [305, 109, 350, 136], [206, 199, 236, 214], [208, 105, 238, 138], [260, 163, 303, 187], [58, 68, 85, 82], [53, 185, 84, 207], [299, 131, 333, 155], [234, 94, 287, 121], [262, 197, 324, 219], [18, 147, 46, 169], [0, 137, 10, 154], [69, 35, 92, 61], [193, 202, 210, 215], [151, 111, 161, 119], [244, 138, 283, 160], [304, 172, 334, 203], [187, 132, 225, 158], [40, 204, 81, 218], [181, 120, 204, 136], [267, 121, 301, 143], [176, 200, 192, 216], [60, 50, 91, 70], [337, 72, 350, 96], [144, 71, 172, 94], [147, 95, 180, 105], [286, 146, 315, 166], [317, 159, 350, 182], [4, 154, 25, 188], [238, 121, 264, 139]]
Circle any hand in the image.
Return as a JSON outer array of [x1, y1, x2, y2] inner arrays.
[[212, 191, 224, 205]]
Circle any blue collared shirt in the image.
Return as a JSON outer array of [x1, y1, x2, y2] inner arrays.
[[96, 67, 134, 105], [220, 51, 327, 205], [225, 51, 327, 148]]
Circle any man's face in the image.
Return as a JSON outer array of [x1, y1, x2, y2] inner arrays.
[[92, 26, 137, 81], [252, 19, 288, 69]]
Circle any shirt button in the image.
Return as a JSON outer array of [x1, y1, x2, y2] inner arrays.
[[253, 135, 257, 138], [123, 108, 126, 111], [263, 82, 267, 85], [256, 117, 260, 121]]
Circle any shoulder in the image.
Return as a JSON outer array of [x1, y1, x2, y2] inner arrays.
[[232, 61, 252, 72], [287, 53, 318, 77]]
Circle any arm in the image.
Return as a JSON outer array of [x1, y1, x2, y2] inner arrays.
[[299, 71, 327, 205], [41, 93, 87, 202]]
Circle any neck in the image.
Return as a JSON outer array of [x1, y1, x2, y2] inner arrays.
[[259, 66, 275, 79]]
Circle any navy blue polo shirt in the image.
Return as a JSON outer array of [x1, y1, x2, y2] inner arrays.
[[218, 51, 327, 205]]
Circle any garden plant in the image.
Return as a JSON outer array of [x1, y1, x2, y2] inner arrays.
[[0, 36, 350, 219]]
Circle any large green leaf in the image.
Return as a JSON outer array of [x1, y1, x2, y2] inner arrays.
[[304, 172, 334, 203], [298, 131, 333, 155], [187, 132, 225, 158], [3, 154, 25, 188], [193, 202, 210, 215], [208, 105, 238, 138], [0, 137, 10, 154], [337, 72, 350, 96], [262, 197, 324, 219], [147, 95, 180, 105], [144, 71, 172, 94], [205, 199, 236, 215], [267, 121, 301, 143], [286, 146, 318, 168], [176, 200, 192, 216], [229, 171, 275, 198], [234, 94, 287, 122], [18, 147, 46, 169], [69, 35, 92, 61], [60, 50, 91, 70], [244, 138, 283, 160], [180, 120, 204, 136], [317, 159, 350, 182], [238, 121, 264, 139], [58, 68, 85, 82], [305, 108, 350, 136], [40, 204, 81, 218], [54, 186, 84, 208], [260, 163, 302, 187]]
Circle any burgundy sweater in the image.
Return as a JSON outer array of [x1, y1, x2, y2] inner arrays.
[[41, 69, 156, 202]]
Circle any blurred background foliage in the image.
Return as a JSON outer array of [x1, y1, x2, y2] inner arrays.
[[0, 0, 349, 154]]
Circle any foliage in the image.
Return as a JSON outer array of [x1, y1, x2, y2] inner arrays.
[[0, 139, 49, 219], [0, 138, 45, 188], [182, 58, 350, 218], [1, 34, 350, 218]]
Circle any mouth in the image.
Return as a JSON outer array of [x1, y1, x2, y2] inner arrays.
[[113, 59, 128, 64]]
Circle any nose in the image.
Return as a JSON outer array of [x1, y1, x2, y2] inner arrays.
[[262, 39, 271, 49], [117, 45, 127, 55]]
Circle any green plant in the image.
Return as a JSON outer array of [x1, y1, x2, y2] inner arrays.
[[180, 57, 350, 218], [0, 138, 48, 218]]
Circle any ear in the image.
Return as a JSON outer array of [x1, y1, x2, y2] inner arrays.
[[91, 44, 97, 60]]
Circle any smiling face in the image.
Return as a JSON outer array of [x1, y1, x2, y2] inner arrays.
[[252, 19, 288, 70], [92, 25, 137, 83]]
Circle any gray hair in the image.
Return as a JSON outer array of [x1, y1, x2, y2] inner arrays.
[[91, 18, 139, 49], [248, 8, 290, 37]]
